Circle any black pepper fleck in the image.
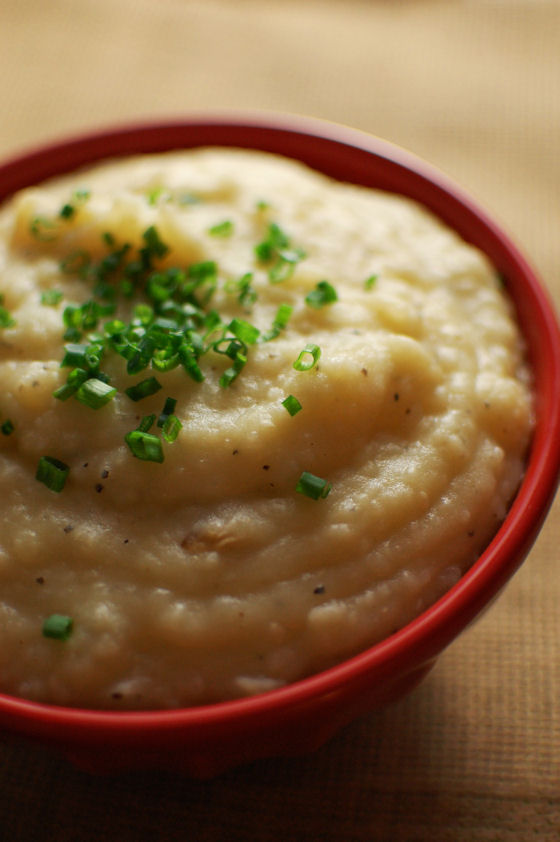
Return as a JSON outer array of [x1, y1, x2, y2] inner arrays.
[[232, 449, 239, 455], [63, 525, 73, 533], [313, 585, 326, 595], [35, 576, 45, 585], [101, 469, 109, 479], [95, 483, 104, 493], [394, 393, 400, 401], [262, 465, 270, 471]]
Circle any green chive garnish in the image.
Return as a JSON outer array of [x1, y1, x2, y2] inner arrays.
[[293, 343, 321, 371], [255, 222, 306, 282], [282, 395, 302, 416], [30, 216, 57, 241], [228, 317, 260, 346], [157, 396, 177, 428], [262, 303, 293, 342], [137, 414, 156, 433], [53, 367, 89, 401], [208, 220, 234, 237], [124, 429, 164, 463], [75, 378, 117, 409], [59, 203, 75, 219], [36, 456, 70, 492], [364, 274, 378, 290], [125, 376, 162, 402], [1, 419, 14, 435], [146, 186, 165, 206], [161, 414, 182, 443], [219, 352, 247, 388], [224, 273, 257, 308], [305, 280, 338, 309], [43, 614, 73, 640], [0, 306, 15, 328], [40, 290, 64, 306], [296, 471, 332, 500]]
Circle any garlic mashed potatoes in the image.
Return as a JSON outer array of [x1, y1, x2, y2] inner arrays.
[[0, 149, 532, 709]]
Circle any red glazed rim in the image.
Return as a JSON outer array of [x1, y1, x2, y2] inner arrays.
[[1, 113, 559, 740]]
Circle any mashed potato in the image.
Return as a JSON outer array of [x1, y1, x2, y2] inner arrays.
[[0, 149, 532, 709]]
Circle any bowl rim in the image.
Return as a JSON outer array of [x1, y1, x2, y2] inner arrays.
[[1, 112, 559, 737]]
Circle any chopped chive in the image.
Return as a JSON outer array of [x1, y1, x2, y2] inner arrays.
[[305, 280, 338, 309], [60, 343, 88, 368], [228, 317, 260, 345], [142, 225, 169, 260], [40, 290, 63, 306], [53, 367, 89, 401], [42, 614, 73, 641], [255, 222, 289, 261], [273, 303, 293, 329], [219, 352, 247, 388], [59, 203, 75, 219], [36, 456, 70, 492], [255, 223, 306, 282], [161, 414, 182, 443], [152, 349, 180, 373], [126, 335, 156, 375], [1, 419, 14, 435], [364, 274, 378, 290], [261, 303, 293, 342], [269, 250, 305, 284], [157, 396, 177, 428], [146, 186, 165, 206], [296, 471, 332, 500], [124, 429, 164, 463], [188, 260, 218, 282], [124, 376, 162, 402], [293, 343, 321, 371], [208, 219, 234, 237], [30, 216, 57, 241], [282, 395, 302, 416], [0, 306, 15, 328], [137, 414, 156, 433], [178, 344, 205, 382], [132, 303, 154, 324], [74, 378, 117, 409], [224, 272, 257, 308]]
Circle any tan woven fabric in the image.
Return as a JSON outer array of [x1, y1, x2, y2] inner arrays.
[[0, 1, 559, 838]]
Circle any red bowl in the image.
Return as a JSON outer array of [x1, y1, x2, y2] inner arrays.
[[1, 115, 559, 777]]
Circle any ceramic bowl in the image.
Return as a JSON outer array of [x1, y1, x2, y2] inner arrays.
[[1, 115, 559, 776]]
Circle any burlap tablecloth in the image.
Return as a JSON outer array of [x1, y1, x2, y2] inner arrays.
[[1, 1, 559, 839]]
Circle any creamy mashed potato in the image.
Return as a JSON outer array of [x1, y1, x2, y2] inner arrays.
[[0, 149, 532, 709]]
